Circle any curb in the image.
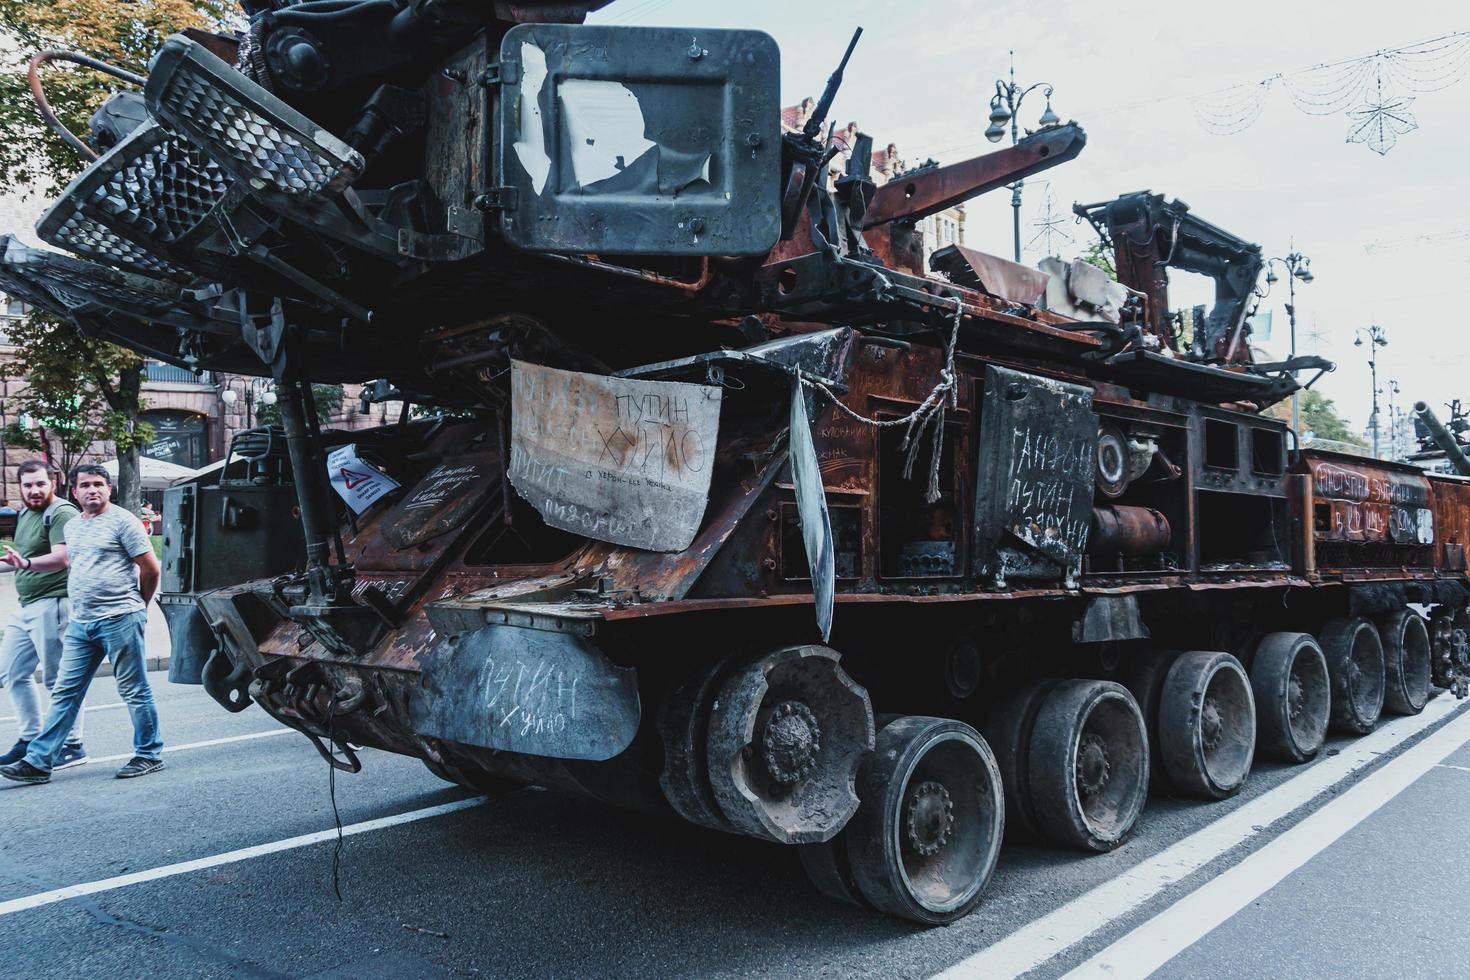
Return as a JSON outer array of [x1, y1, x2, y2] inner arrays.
[[0, 654, 173, 688]]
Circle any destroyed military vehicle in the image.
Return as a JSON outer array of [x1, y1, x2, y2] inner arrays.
[[5, 0, 1469, 925]]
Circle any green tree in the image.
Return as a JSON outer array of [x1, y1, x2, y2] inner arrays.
[[1265, 389, 1367, 447], [1, 313, 154, 507], [0, 0, 229, 189], [1077, 240, 1117, 280], [0, 1, 225, 508], [255, 383, 346, 428]]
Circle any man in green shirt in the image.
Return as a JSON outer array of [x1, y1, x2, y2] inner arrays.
[[0, 461, 82, 768]]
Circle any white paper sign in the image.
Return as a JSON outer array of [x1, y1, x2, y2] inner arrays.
[[509, 360, 722, 552], [327, 444, 400, 514]]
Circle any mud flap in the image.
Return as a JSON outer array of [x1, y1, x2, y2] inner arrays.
[[409, 625, 640, 761]]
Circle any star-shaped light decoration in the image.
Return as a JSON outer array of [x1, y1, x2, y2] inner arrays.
[[1345, 95, 1418, 155], [1027, 183, 1074, 258]]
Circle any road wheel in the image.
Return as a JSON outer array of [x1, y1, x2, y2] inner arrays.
[[1027, 680, 1149, 852], [1379, 610, 1431, 715], [979, 678, 1059, 840], [706, 645, 874, 843], [797, 830, 869, 909], [843, 716, 1005, 925], [1119, 650, 1181, 789], [1249, 632, 1330, 763], [1321, 617, 1386, 734], [1158, 652, 1255, 799], [658, 655, 738, 832]]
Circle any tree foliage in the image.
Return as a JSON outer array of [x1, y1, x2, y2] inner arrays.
[[1077, 240, 1117, 280], [0, 0, 230, 190], [0, 313, 154, 482], [1264, 388, 1367, 447], [255, 383, 346, 427], [0, 2, 226, 508]]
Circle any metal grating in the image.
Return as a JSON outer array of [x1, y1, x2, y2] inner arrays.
[[45, 210, 189, 280], [1, 236, 180, 318], [88, 126, 231, 243], [147, 36, 362, 198]]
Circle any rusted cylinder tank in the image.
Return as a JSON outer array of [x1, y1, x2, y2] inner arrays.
[[1091, 505, 1171, 555]]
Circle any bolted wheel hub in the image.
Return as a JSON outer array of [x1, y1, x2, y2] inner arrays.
[[1200, 697, 1225, 751], [761, 700, 822, 785], [904, 780, 955, 857], [1075, 732, 1111, 798]]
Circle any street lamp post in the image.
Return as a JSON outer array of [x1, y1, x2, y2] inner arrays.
[[1387, 379, 1401, 459], [1263, 248, 1314, 439], [985, 51, 1060, 263], [219, 375, 278, 430], [1355, 325, 1389, 458]]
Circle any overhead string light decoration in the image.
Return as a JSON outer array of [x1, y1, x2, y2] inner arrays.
[[1026, 182, 1074, 259], [1189, 31, 1470, 154]]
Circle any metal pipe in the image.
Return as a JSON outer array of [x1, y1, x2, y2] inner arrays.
[[1090, 505, 1171, 555], [1414, 401, 1470, 477], [27, 49, 147, 162], [275, 380, 333, 571]]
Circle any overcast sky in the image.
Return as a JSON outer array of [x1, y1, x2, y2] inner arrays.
[[591, 0, 1470, 444]]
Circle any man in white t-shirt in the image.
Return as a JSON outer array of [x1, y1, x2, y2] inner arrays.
[[0, 463, 164, 784]]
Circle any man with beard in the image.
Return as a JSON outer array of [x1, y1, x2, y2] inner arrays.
[[0, 463, 162, 783], [0, 461, 82, 767]]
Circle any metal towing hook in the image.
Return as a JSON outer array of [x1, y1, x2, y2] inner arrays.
[[251, 660, 369, 772]]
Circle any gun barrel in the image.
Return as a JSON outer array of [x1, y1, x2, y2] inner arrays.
[[804, 27, 863, 138], [1414, 401, 1470, 476], [863, 123, 1086, 228]]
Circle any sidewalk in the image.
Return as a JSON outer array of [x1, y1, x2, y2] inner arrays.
[[0, 574, 173, 684]]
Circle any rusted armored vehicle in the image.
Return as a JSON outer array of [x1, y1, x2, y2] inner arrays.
[[6, 0, 1470, 926]]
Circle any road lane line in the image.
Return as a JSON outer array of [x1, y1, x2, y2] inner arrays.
[[0, 702, 131, 723], [1064, 703, 1470, 978], [85, 728, 295, 765], [933, 692, 1469, 980], [0, 796, 487, 918]]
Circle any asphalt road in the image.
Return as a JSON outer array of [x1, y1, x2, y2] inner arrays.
[[1, 662, 1468, 980]]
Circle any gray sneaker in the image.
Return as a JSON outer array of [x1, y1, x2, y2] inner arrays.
[[54, 743, 88, 770], [116, 756, 164, 779]]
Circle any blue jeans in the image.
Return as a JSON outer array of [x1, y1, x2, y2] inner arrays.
[[26, 611, 161, 771]]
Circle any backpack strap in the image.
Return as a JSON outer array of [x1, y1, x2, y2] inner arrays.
[[42, 498, 76, 531]]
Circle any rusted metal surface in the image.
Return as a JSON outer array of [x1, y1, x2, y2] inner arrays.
[[862, 124, 1086, 228], [930, 244, 1050, 305], [1305, 452, 1433, 546], [1091, 505, 1171, 556]]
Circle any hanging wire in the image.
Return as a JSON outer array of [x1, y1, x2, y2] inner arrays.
[[798, 297, 964, 504]]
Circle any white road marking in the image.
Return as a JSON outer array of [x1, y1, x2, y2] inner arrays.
[[1065, 702, 1470, 979], [0, 796, 487, 918], [1, 693, 196, 725], [0, 702, 130, 723], [86, 728, 295, 765], [933, 692, 1469, 980]]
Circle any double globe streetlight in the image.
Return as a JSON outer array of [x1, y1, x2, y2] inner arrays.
[[1262, 249, 1314, 438], [1355, 324, 1389, 458], [985, 53, 1060, 263], [219, 376, 278, 429]]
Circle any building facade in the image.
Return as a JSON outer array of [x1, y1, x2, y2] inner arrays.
[[780, 98, 967, 266]]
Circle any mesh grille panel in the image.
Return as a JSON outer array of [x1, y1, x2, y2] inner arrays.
[[90, 133, 231, 243], [48, 211, 188, 279], [157, 69, 349, 196]]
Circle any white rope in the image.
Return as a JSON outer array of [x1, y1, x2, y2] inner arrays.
[[798, 297, 964, 503]]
